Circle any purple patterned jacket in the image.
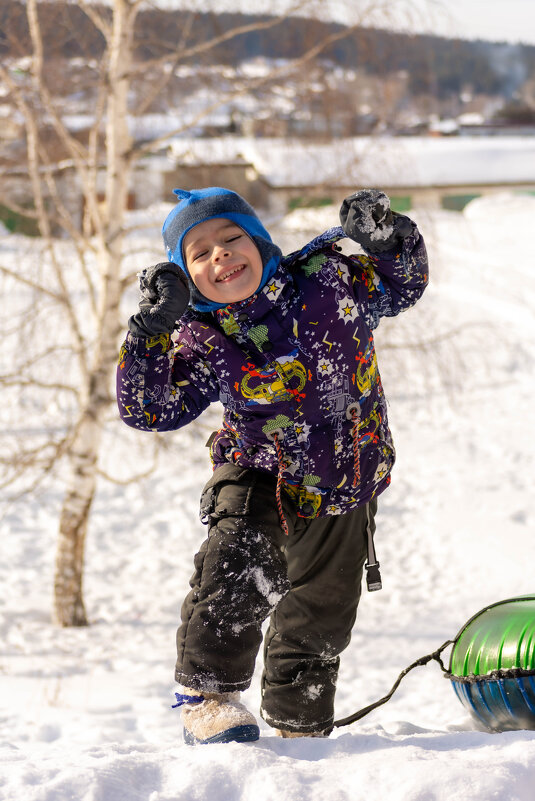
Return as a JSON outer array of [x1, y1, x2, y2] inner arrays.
[[117, 224, 428, 518]]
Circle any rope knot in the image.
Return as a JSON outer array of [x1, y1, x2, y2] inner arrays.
[[346, 402, 361, 487], [268, 429, 289, 536]]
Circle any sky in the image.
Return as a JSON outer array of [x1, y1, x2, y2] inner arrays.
[[403, 0, 535, 45], [319, 0, 535, 46], [158, 0, 535, 46]]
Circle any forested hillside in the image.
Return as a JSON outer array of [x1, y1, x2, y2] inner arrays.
[[1, 1, 534, 101]]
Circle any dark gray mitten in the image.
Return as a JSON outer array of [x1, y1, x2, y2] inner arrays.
[[128, 262, 190, 338], [339, 189, 413, 253]]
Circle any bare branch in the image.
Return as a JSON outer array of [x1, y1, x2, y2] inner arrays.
[[0, 343, 78, 373], [0, 435, 70, 498], [2, 61, 91, 380], [0, 263, 64, 302], [34, 147, 99, 317], [131, 5, 309, 121], [131, 0, 314, 78], [4, 170, 88, 375], [131, 4, 382, 159], [37, 148, 87, 245], [0, 169, 71, 239], [0, 376, 78, 394], [121, 272, 140, 290], [134, 10, 196, 117], [97, 460, 157, 486], [78, 0, 112, 39], [26, 0, 44, 84], [26, 1, 87, 165], [85, 66, 109, 251], [0, 195, 39, 221], [21, 1, 106, 241]]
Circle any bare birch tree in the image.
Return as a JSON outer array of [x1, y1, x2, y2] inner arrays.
[[0, 0, 427, 626]]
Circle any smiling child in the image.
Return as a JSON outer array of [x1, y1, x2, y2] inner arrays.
[[117, 186, 428, 744]]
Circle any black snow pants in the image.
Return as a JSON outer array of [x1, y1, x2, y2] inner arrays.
[[175, 463, 376, 734]]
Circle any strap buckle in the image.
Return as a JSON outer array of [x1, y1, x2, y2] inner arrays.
[[365, 503, 382, 592], [365, 561, 382, 592]]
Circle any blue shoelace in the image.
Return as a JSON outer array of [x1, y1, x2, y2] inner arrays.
[[172, 692, 205, 708]]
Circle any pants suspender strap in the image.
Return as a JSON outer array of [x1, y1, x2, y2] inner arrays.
[[365, 503, 382, 592]]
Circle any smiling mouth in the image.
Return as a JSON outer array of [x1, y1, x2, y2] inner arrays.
[[216, 264, 246, 282]]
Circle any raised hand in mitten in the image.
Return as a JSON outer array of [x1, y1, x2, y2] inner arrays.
[[339, 189, 413, 253], [128, 262, 190, 338]]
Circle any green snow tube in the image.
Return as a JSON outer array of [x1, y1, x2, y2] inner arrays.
[[447, 595, 535, 731]]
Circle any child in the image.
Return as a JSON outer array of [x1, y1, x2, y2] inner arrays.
[[117, 187, 428, 744]]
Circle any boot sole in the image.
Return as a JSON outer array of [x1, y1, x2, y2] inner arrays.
[[184, 724, 260, 745]]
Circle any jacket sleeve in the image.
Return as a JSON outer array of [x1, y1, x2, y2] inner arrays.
[[116, 328, 220, 432], [349, 220, 429, 330]]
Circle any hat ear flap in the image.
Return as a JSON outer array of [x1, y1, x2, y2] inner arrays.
[[173, 188, 191, 200]]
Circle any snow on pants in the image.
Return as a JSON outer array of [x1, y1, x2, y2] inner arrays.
[[175, 463, 376, 734]]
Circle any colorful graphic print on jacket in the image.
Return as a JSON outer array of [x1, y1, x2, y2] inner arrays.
[[117, 225, 428, 517]]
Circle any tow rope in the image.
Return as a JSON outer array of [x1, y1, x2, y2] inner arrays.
[[333, 640, 454, 728], [334, 595, 535, 732]]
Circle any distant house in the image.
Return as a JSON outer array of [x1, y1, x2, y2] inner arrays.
[[3, 135, 535, 235], [158, 136, 535, 215]]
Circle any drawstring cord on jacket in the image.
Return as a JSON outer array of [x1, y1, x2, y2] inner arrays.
[[346, 401, 382, 591], [345, 401, 361, 488], [270, 428, 383, 594], [350, 406, 361, 487], [270, 402, 362, 535], [272, 431, 290, 536]]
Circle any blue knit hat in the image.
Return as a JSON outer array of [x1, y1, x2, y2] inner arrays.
[[162, 187, 282, 312]]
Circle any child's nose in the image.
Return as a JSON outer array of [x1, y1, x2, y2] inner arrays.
[[213, 245, 231, 262]]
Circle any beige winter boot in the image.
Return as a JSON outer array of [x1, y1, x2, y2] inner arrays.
[[175, 688, 260, 745]]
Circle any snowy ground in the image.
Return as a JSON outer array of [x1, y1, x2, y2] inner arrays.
[[1, 192, 535, 800]]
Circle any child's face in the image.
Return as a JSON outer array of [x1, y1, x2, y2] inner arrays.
[[183, 218, 263, 305]]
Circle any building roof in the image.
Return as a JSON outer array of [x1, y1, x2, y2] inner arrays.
[[168, 135, 535, 189]]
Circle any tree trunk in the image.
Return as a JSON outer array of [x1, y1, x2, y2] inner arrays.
[[53, 0, 135, 626], [53, 409, 101, 626], [53, 252, 124, 625], [53, 246, 125, 626], [53, 270, 123, 626]]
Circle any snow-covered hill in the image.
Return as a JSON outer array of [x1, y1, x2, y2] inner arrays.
[[1, 192, 534, 800]]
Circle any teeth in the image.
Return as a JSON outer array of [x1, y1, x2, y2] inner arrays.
[[217, 265, 245, 282]]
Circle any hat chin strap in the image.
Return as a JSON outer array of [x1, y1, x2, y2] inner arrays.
[[188, 278, 217, 312]]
